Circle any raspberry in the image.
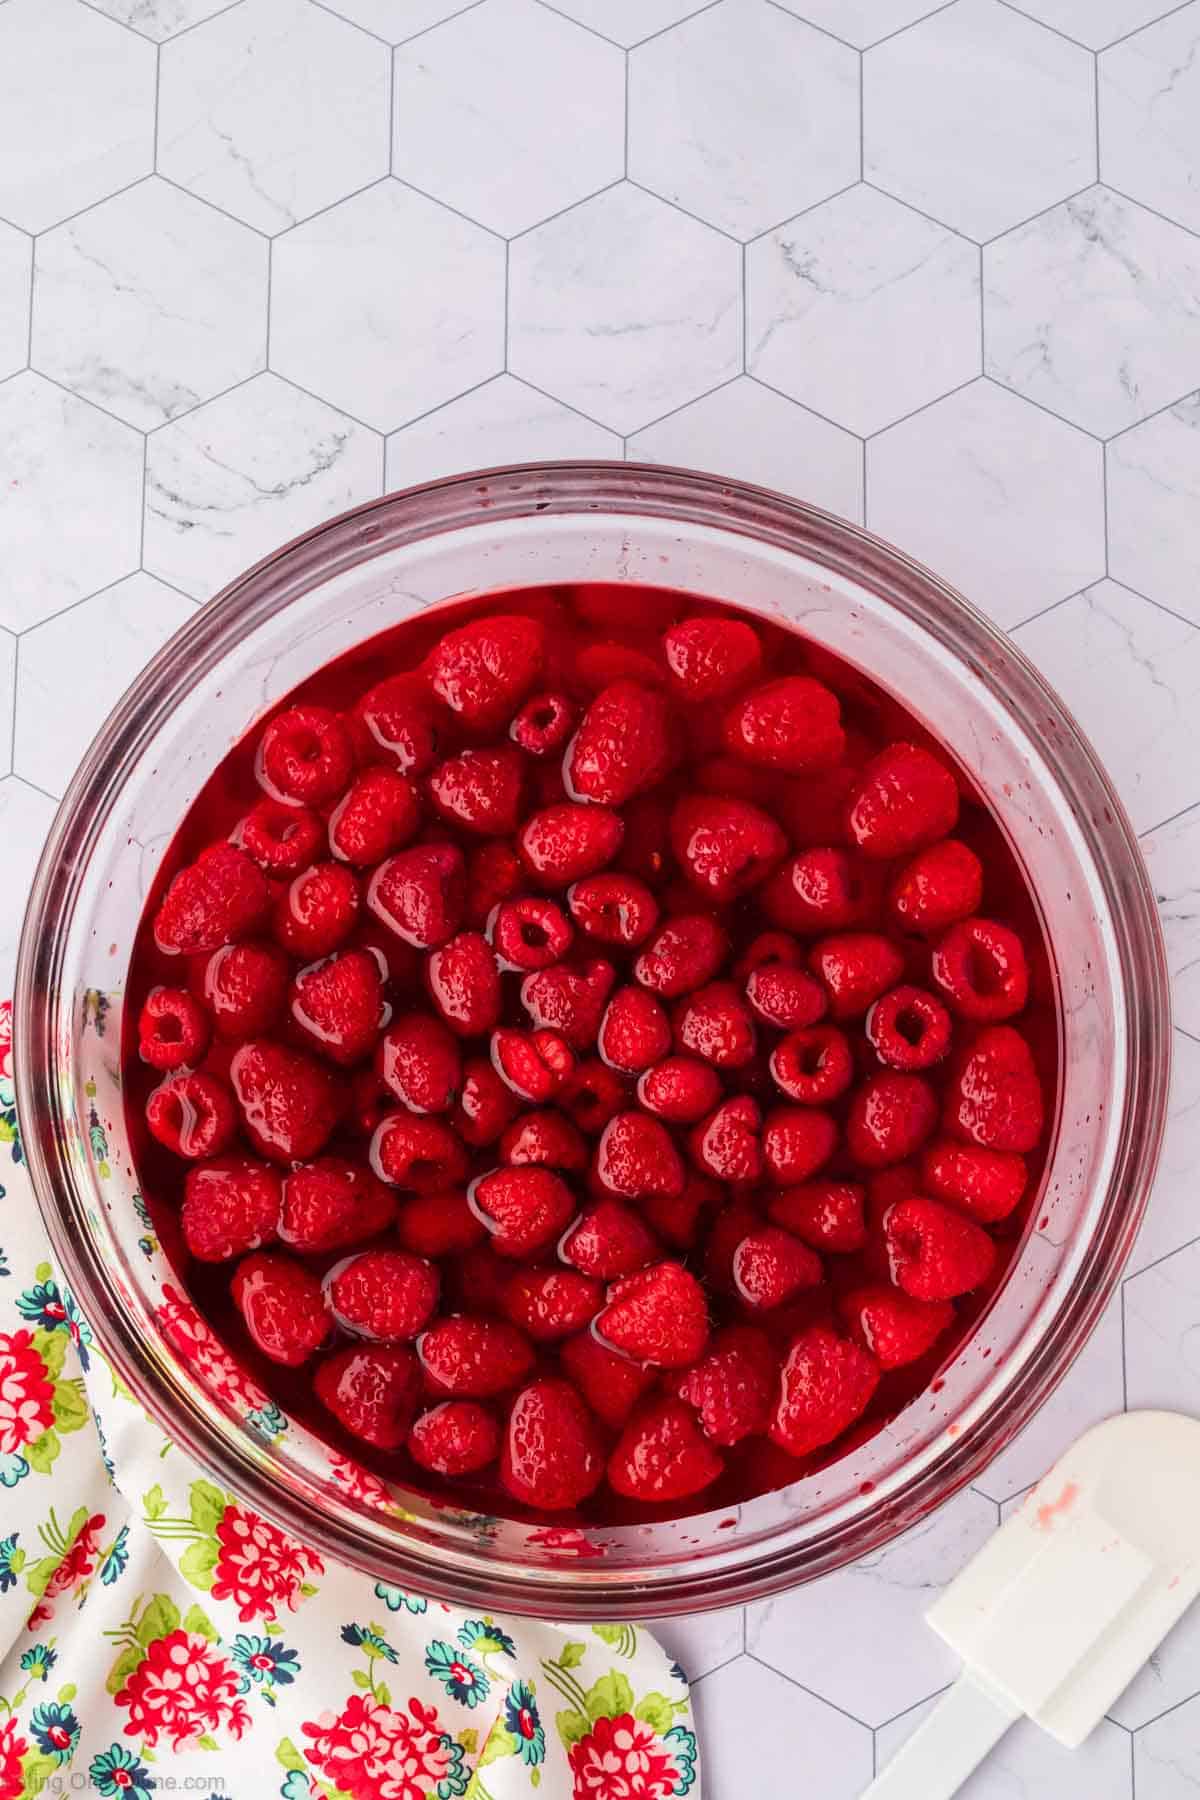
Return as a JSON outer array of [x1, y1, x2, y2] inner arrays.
[[810, 932, 906, 1020], [762, 847, 877, 935], [273, 862, 361, 960], [279, 1158, 396, 1252], [371, 1113, 469, 1192], [945, 1026, 1044, 1152], [608, 1398, 724, 1503], [662, 615, 761, 702], [889, 839, 983, 934], [677, 1326, 776, 1445], [669, 795, 786, 900], [885, 1197, 997, 1302], [567, 873, 659, 948], [182, 1156, 281, 1261], [646, 1174, 718, 1250], [377, 1012, 461, 1114], [368, 843, 465, 950], [558, 1059, 627, 1134], [565, 681, 676, 806], [328, 767, 421, 866], [762, 1106, 837, 1183], [722, 676, 844, 773], [732, 1226, 823, 1310], [230, 1040, 344, 1164], [138, 986, 211, 1072], [465, 839, 523, 927], [197, 941, 289, 1039], [744, 955, 827, 1032], [468, 1166, 575, 1258], [769, 1325, 879, 1458], [154, 843, 270, 956], [694, 753, 774, 805], [234, 799, 323, 878], [560, 1197, 658, 1279], [599, 986, 672, 1074], [408, 1401, 499, 1476], [500, 1109, 588, 1172], [257, 704, 353, 806], [425, 613, 545, 732], [767, 1181, 866, 1253], [291, 947, 387, 1066], [490, 896, 573, 971], [425, 931, 502, 1037], [633, 913, 729, 998], [500, 1378, 605, 1510], [315, 1343, 420, 1449], [232, 1252, 331, 1366], [840, 1285, 954, 1370], [348, 1067, 393, 1138], [518, 802, 624, 885], [595, 1261, 709, 1368], [847, 742, 959, 860], [431, 746, 525, 837], [704, 1198, 764, 1294], [146, 1070, 237, 1159], [521, 959, 615, 1049], [351, 671, 442, 775], [866, 984, 952, 1071], [594, 1111, 684, 1199], [395, 1188, 486, 1257], [560, 1331, 655, 1428], [491, 1027, 574, 1103], [503, 1268, 603, 1341], [770, 1026, 854, 1106], [673, 982, 757, 1069], [846, 1072, 938, 1169], [921, 1139, 1027, 1224], [636, 1056, 723, 1125], [510, 691, 575, 756], [419, 1315, 535, 1398], [326, 1248, 440, 1341], [452, 1058, 520, 1147], [688, 1096, 762, 1183], [931, 917, 1030, 1022]]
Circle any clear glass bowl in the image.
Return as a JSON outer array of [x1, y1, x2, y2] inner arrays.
[[14, 464, 1170, 1619]]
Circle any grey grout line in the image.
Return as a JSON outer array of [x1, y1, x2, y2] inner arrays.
[[857, 370, 984, 443], [506, 176, 625, 244], [1103, 0, 1200, 52], [857, 48, 865, 180], [977, 180, 1099, 249], [1177, 1022, 1200, 1046], [8, 636, 18, 776], [978, 372, 1106, 443], [532, 0, 628, 46], [743, 1651, 879, 1731], [1099, 573, 1200, 634], [1094, 48, 1103, 184], [745, 179, 863, 249], [1123, 1223, 1200, 1284], [740, 241, 748, 374], [763, 0, 860, 53], [308, 0, 392, 45], [514, 373, 620, 436], [1142, 795, 1200, 840], [1007, 591, 1074, 634], [1106, 384, 1200, 447], [1101, 179, 1200, 244], [623, 50, 631, 179], [137, 433, 148, 568], [624, 176, 743, 244], [864, 0, 960, 50], [995, 0, 1092, 51], [388, 46, 396, 176], [29, 171, 154, 238], [748, 370, 868, 442], [629, 372, 742, 442], [502, 241, 510, 374], [24, 233, 34, 367], [392, 0, 488, 48], [629, 0, 724, 50], [1102, 439, 1111, 577], [1120, 1281, 1129, 1411], [152, 42, 161, 175]]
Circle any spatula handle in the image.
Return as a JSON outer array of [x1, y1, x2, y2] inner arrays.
[[861, 1671, 1020, 1800]]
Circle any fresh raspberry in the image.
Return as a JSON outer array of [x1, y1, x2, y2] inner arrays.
[[425, 613, 545, 732], [595, 1261, 709, 1368], [154, 843, 270, 956], [510, 691, 575, 756], [945, 1026, 1044, 1152], [146, 1070, 237, 1159], [560, 1197, 658, 1279], [594, 1111, 684, 1199], [743, 951, 827, 1031], [633, 913, 729, 998], [395, 1188, 486, 1257], [290, 947, 387, 1066], [326, 1248, 440, 1341], [662, 615, 761, 702], [567, 873, 659, 948], [810, 932, 906, 1020], [425, 931, 502, 1037], [560, 1331, 655, 1429], [348, 1066, 393, 1138], [279, 1158, 397, 1252], [315, 1343, 420, 1449], [328, 767, 421, 866], [731, 1226, 823, 1311], [885, 1197, 997, 1302], [677, 1326, 776, 1445], [608, 1397, 724, 1503], [769, 1026, 854, 1106], [921, 1139, 1027, 1224], [196, 940, 289, 1039], [846, 1072, 938, 1169], [500, 1377, 605, 1510], [464, 839, 523, 927], [490, 896, 573, 971], [866, 1166, 922, 1237], [673, 982, 757, 1069], [762, 1106, 838, 1184], [704, 1198, 765, 1294], [847, 742, 959, 860], [767, 1181, 866, 1253], [669, 795, 786, 900], [371, 1113, 469, 1192], [558, 1059, 627, 1134], [840, 1285, 954, 1370], [688, 1096, 762, 1183], [931, 917, 1030, 1022], [646, 1174, 718, 1250], [232, 1252, 331, 1366], [503, 1268, 603, 1341], [636, 1056, 723, 1125], [769, 1325, 879, 1458], [408, 1401, 499, 1476], [376, 1012, 461, 1114], [722, 676, 844, 773], [182, 1156, 281, 1262], [273, 862, 361, 960], [598, 986, 672, 1074], [419, 1315, 535, 1398], [565, 681, 676, 806], [520, 959, 615, 1049], [257, 704, 353, 806], [138, 986, 211, 1072], [230, 1040, 344, 1164], [430, 746, 525, 837], [233, 799, 323, 878], [350, 671, 442, 775], [452, 1058, 520, 1147], [500, 1109, 588, 1172], [468, 1166, 575, 1258], [866, 985, 952, 1072], [518, 802, 624, 885], [367, 843, 465, 950], [889, 839, 983, 934], [762, 847, 877, 935], [491, 1027, 575, 1103]]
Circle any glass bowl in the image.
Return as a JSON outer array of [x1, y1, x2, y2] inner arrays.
[[13, 463, 1170, 1620]]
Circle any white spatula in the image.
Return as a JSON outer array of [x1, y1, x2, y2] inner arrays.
[[862, 1410, 1200, 1799]]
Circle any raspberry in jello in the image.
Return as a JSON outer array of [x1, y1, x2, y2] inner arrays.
[[124, 586, 1056, 1519]]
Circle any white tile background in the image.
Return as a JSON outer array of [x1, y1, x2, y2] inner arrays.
[[3, 0, 1200, 1792]]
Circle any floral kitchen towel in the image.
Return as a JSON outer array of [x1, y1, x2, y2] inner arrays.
[[0, 1002, 699, 1799]]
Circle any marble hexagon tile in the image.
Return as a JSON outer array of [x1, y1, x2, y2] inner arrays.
[[530, 0, 716, 45], [695, 1658, 873, 1799], [0, 634, 14, 779], [1008, 0, 1191, 47], [313, 0, 498, 40], [1142, 808, 1200, 1038], [0, 222, 31, 383], [775, 0, 959, 48], [1100, 3, 1200, 234], [385, 376, 620, 488], [1108, 394, 1200, 626], [0, 777, 59, 979], [83, 0, 250, 38], [1123, 1030, 1200, 1278]]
